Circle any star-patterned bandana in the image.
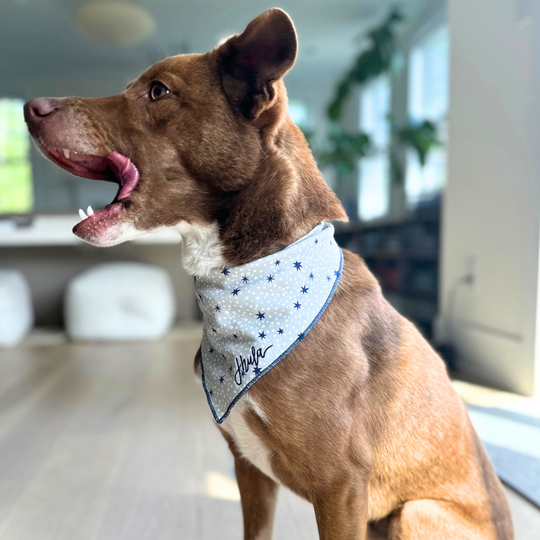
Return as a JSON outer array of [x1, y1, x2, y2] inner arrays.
[[195, 222, 343, 424]]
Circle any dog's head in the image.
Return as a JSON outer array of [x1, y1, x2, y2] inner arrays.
[[25, 9, 346, 264]]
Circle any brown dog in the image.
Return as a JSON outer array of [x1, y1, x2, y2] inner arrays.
[[25, 8, 513, 540]]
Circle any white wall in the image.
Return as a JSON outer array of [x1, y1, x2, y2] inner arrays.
[[441, 0, 540, 395]]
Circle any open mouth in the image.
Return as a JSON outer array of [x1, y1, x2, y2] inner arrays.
[[43, 148, 140, 244]]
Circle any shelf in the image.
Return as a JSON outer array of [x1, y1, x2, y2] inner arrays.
[[0, 215, 182, 247]]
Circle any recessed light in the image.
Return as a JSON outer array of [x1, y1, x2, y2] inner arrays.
[[75, 0, 156, 46]]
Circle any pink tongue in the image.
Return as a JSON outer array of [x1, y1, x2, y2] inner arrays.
[[106, 151, 139, 200]]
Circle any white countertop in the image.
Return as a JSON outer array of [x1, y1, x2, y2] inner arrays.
[[0, 215, 182, 247]]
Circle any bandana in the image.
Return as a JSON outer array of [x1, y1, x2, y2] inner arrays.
[[195, 222, 343, 423]]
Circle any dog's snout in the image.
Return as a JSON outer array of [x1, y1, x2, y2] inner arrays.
[[24, 98, 60, 123]]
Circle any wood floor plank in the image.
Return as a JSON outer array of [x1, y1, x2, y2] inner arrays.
[[0, 354, 94, 532], [0, 433, 130, 540]]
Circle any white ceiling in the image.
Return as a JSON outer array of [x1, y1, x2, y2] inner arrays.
[[0, 0, 432, 83]]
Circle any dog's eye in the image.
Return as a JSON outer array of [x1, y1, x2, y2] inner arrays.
[[149, 82, 170, 101]]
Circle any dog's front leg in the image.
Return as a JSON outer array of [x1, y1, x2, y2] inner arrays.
[[235, 452, 279, 540], [221, 432, 279, 540], [313, 481, 369, 540]]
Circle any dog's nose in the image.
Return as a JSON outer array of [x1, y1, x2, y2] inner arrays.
[[24, 98, 60, 123]]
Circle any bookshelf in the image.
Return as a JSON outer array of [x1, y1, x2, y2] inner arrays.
[[335, 208, 440, 340]]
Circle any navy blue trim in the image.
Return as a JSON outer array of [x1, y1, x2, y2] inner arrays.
[[199, 247, 344, 424]]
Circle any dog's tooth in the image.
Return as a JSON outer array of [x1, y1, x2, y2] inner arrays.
[[87, 205, 94, 216], [78, 208, 88, 220], [63, 148, 70, 159]]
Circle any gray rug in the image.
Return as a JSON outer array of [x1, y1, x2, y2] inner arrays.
[[467, 405, 540, 508]]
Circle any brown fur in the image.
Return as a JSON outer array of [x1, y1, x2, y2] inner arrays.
[[26, 8, 513, 540]]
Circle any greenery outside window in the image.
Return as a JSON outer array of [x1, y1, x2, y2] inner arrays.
[[0, 98, 33, 214], [406, 24, 449, 207]]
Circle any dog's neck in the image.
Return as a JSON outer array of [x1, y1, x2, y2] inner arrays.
[[219, 118, 347, 266], [175, 117, 347, 277]]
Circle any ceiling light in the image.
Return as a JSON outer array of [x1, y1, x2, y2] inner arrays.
[[75, 0, 156, 46]]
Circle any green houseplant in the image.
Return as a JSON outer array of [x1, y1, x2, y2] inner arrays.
[[304, 9, 440, 196]]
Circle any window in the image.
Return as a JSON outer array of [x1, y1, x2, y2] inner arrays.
[[406, 24, 449, 207], [358, 76, 391, 221], [0, 98, 33, 214]]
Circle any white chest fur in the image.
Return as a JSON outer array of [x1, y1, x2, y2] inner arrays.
[[174, 221, 224, 277], [221, 394, 279, 483]]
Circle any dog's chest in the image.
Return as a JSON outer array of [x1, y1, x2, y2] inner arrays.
[[220, 395, 279, 483], [195, 355, 279, 482]]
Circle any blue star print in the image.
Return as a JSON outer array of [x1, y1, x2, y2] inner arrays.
[[334, 270, 340, 277], [194, 222, 343, 424]]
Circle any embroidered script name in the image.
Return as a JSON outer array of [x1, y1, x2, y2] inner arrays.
[[234, 345, 273, 386]]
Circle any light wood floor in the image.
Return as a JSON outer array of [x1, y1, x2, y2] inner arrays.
[[0, 329, 538, 540]]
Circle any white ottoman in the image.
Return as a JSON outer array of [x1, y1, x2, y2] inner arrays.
[[65, 263, 176, 341], [0, 269, 33, 347]]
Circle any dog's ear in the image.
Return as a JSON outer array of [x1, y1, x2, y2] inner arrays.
[[217, 8, 297, 119]]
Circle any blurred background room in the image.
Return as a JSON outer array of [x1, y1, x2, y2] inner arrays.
[[0, 0, 539, 538]]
